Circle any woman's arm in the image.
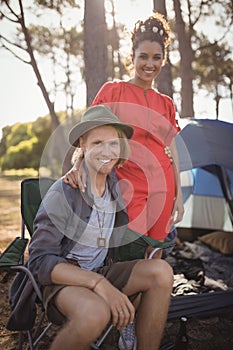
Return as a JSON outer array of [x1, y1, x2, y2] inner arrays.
[[170, 139, 184, 224]]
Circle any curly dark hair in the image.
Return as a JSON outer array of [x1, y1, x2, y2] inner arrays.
[[131, 12, 171, 62]]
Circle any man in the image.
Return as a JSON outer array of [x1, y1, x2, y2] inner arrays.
[[26, 105, 173, 350]]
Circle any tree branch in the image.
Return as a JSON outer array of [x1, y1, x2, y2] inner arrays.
[[0, 41, 30, 64], [3, 0, 21, 20], [0, 10, 19, 23], [0, 33, 27, 52]]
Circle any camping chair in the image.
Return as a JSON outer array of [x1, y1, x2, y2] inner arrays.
[[0, 177, 55, 350], [0, 177, 175, 350], [0, 177, 56, 281]]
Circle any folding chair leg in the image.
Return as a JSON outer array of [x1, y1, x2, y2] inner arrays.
[[18, 331, 24, 350], [149, 247, 162, 259], [27, 330, 34, 350], [91, 324, 114, 349], [32, 322, 53, 349]]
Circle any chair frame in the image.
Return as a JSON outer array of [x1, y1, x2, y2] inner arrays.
[[0, 178, 55, 350]]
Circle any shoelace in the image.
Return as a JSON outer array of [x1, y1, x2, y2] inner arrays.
[[118, 320, 136, 349], [122, 322, 135, 342]]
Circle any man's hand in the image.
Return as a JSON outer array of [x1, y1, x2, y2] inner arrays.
[[93, 277, 135, 329]]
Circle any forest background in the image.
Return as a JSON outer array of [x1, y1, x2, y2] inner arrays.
[[0, 0, 232, 177]]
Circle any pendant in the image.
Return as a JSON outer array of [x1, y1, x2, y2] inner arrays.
[[97, 237, 106, 248]]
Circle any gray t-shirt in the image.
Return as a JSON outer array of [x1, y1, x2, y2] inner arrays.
[[66, 185, 116, 270]]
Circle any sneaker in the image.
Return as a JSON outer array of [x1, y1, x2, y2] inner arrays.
[[118, 321, 137, 350]]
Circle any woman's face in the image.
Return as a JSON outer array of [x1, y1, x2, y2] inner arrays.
[[132, 40, 164, 89]]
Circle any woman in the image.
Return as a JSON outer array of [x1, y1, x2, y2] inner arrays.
[[64, 12, 184, 242]]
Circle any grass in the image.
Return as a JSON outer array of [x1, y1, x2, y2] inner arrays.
[[0, 176, 22, 252], [1, 168, 39, 178], [0, 174, 25, 349]]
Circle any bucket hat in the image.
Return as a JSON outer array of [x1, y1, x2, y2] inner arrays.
[[69, 105, 134, 146]]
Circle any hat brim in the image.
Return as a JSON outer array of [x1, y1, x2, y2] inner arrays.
[[69, 119, 134, 147]]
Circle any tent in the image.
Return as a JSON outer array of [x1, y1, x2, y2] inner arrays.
[[178, 167, 233, 233], [167, 119, 233, 319], [176, 119, 233, 234]]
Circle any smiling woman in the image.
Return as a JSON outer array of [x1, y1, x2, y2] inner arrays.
[[66, 12, 184, 243]]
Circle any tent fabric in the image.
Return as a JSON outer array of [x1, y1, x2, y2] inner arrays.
[[192, 168, 230, 197], [170, 119, 233, 319], [176, 119, 233, 172], [176, 119, 233, 231], [179, 194, 232, 231], [178, 168, 233, 231]]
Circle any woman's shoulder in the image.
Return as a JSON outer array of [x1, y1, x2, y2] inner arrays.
[[94, 80, 126, 103], [101, 80, 125, 90], [153, 89, 174, 103], [152, 89, 176, 111]]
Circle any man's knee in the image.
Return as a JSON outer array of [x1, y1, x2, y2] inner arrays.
[[139, 259, 173, 289], [86, 299, 111, 328], [153, 259, 173, 290], [70, 296, 111, 332]]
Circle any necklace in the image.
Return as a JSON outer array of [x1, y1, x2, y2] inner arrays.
[[96, 208, 106, 248]]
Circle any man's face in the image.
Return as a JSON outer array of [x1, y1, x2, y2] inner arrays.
[[80, 125, 121, 175]]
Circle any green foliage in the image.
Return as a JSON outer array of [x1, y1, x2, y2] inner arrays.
[[0, 126, 11, 157], [32, 115, 51, 143], [6, 123, 33, 148], [36, 0, 79, 11], [0, 115, 52, 171], [0, 108, 85, 173], [30, 25, 83, 57], [1, 137, 38, 171], [194, 42, 232, 96]]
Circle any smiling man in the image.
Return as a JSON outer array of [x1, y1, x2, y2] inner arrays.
[[20, 105, 173, 350]]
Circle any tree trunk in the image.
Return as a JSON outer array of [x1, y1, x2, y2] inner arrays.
[[173, 0, 194, 118], [153, 0, 173, 98], [18, 0, 70, 174], [84, 0, 108, 106]]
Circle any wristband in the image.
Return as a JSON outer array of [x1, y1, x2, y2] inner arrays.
[[92, 276, 105, 290]]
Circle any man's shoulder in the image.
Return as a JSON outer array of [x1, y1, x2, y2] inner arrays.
[[50, 178, 77, 193], [45, 178, 83, 205]]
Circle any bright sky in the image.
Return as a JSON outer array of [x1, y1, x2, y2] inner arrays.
[[0, 0, 232, 138]]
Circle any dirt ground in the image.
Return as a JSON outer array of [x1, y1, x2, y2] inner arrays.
[[1, 176, 233, 350]]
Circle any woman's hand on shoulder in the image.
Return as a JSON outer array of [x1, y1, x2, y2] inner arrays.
[[62, 158, 87, 191], [62, 167, 79, 189]]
